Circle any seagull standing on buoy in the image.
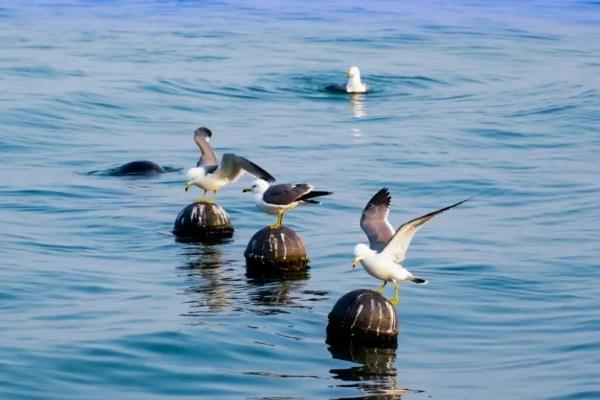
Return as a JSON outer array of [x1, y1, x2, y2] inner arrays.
[[352, 188, 470, 305], [243, 179, 332, 229], [185, 127, 276, 203]]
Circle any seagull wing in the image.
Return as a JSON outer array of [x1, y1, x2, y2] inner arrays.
[[381, 198, 471, 262], [194, 128, 218, 167], [360, 188, 394, 252], [214, 153, 275, 183], [263, 184, 312, 205]]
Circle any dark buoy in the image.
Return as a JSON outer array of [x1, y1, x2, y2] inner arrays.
[[327, 289, 398, 348], [173, 202, 234, 242], [115, 160, 165, 175], [244, 226, 309, 273]]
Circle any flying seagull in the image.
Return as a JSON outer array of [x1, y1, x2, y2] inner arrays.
[[326, 66, 369, 93], [243, 179, 332, 229], [185, 127, 276, 203], [352, 188, 470, 305]]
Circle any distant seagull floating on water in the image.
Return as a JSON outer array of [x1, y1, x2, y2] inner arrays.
[[243, 179, 332, 229], [185, 127, 275, 203], [352, 188, 470, 305], [326, 66, 369, 93]]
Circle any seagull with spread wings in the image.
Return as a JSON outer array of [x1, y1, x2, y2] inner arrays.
[[184, 127, 276, 203], [352, 188, 470, 305]]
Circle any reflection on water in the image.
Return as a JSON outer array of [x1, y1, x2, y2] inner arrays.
[[328, 340, 421, 399], [178, 243, 232, 315], [246, 270, 310, 314], [350, 93, 366, 118]]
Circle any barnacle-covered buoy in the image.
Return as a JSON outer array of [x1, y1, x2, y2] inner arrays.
[[173, 202, 234, 242], [327, 289, 398, 347], [244, 226, 309, 273]]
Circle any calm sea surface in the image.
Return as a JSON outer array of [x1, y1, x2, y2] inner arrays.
[[1, 1, 599, 399]]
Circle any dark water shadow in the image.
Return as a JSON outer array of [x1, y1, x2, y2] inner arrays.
[[328, 339, 424, 399]]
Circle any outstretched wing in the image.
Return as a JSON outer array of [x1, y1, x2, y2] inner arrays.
[[360, 188, 394, 252], [194, 127, 218, 167], [381, 198, 471, 262], [214, 153, 275, 183]]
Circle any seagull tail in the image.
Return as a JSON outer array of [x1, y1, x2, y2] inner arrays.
[[410, 276, 428, 285]]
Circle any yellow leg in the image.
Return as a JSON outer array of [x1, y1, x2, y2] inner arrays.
[[207, 190, 217, 204], [389, 281, 399, 305], [375, 281, 387, 293], [197, 190, 207, 202], [269, 210, 284, 229]]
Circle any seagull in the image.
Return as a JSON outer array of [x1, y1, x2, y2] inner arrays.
[[185, 127, 276, 203], [243, 179, 333, 229], [326, 66, 369, 93], [352, 188, 470, 305]]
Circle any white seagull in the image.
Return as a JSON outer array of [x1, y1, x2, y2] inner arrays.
[[185, 127, 276, 203], [243, 179, 332, 229], [352, 188, 470, 305], [326, 66, 369, 93]]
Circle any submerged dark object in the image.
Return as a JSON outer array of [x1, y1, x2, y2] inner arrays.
[[327, 289, 398, 348], [115, 160, 165, 175], [244, 226, 309, 273], [173, 202, 234, 241], [325, 83, 347, 93]]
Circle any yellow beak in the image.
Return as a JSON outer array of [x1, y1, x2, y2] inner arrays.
[[352, 258, 360, 268], [346, 72, 352, 78], [242, 187, 252, 193], [184, 182, 191, 191]]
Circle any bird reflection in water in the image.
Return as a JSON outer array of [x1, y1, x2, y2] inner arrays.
[[350, 93, 366, 119], [177, 240, 234, 316], [245, 268, 310, 313], [328, 338, 421, 399]]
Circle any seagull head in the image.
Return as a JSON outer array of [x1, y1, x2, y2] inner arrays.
[[346, 66, 361, 79], [352, 243, 372, 268], [242, 178, 270, 194]]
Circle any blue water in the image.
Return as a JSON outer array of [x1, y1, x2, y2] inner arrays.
[[1, 1, 599, 399]]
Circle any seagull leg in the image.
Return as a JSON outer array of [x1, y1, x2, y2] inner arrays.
[[207, 190, 217, 204], [375, 281, 387, 293], [389, 281, 399, 305], [269, 210, 284, 229], [197, 189, 207, 203]]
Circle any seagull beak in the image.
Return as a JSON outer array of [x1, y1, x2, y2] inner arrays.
[[352, 258, 360, 269], [184, 182, 191, 191], [346, 72, 352, 78], [242, 187, 252, 193]]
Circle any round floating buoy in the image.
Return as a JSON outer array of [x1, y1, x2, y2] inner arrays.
[[115, 160, 165, 175], [327, 289, 398, 347], [173, 202, 234, 242], [244, 226, 309, 273]]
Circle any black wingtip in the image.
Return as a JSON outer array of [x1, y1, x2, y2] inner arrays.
[[298, 190, 333, 202], [263, 173, 276, 183], [368, 187, 391, 208], [194, 127, 212, 138]]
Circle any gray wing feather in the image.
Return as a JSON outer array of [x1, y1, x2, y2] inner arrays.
[[381, 198, 471, 262], [214, 153, 275, 183], [360, 188, 394, 252], [194, 129, 218, 166], [263, 184, 312, 205]]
